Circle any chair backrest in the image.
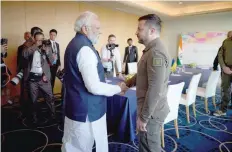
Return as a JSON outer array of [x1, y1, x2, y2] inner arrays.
[[205, 71, 221, 98], [186, 73, 202, 105], [128, 62, 137, 74], [164, 82, 185, 124]]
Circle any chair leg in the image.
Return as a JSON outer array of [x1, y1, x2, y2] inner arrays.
[[174, 119, 179, 139], [192, 103, 196, 118], [161, 125, 165, 148], [186, 105, 190, 123], [212, 96, 216, 109], [204, 98, 209, 113]]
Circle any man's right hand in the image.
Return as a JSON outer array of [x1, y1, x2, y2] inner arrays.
[[223, 66, 232, 75], [117, 82, 129, 95]]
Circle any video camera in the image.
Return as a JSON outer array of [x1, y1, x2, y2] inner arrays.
[[1, 38, 8, 45], [106, 43, 119, 58], [42, 39, 51, 46], [106, 44, 119, 50], [56, 69, 65, 83]]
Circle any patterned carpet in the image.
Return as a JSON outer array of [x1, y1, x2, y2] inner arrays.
[[1, 91, 232, 152]]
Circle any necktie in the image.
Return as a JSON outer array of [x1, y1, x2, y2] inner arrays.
[[53, 42, 57, 65], [53, 42, 57, 54]]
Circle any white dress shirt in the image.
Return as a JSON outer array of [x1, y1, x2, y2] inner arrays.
[[76, 46, 121, 97], [30, 50, 43, 74], [50, 40, 57, 53], [101, 45, 122, 77], [50, 40, 58, 64]]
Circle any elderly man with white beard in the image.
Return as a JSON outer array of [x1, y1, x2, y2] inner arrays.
[[61, 11, 128, 152]]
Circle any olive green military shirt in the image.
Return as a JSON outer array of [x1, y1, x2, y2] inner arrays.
[[218, 38, 232, 68], [136, 38, 171, 123]]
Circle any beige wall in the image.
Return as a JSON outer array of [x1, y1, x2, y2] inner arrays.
[[1, 1, 144, 94], [162, 11, 232, 58]]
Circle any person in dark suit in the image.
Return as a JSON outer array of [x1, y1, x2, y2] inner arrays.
[[49, 29, 61, 92], [123, 38, 138, 75], [17, 32, 31, 73]]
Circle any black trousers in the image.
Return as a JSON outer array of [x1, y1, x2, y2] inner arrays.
[[50, 65, 58, 92], [20, 80, 31, 118]]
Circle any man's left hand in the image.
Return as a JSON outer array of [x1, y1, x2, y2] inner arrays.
[[137, 117, 147, 132]]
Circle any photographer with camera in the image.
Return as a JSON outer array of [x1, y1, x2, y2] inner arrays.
[[22, 28, 56, 125], [101, 34, 124, 80], [1, 38, 12, 88]]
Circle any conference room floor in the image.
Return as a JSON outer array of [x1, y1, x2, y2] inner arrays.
[[1, 89, 232, 152]]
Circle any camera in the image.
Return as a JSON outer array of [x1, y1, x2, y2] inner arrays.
[[10, 70, 23, 85], [1, 38, 8, 45], [106, 44, 119, 50], [42, 39, 51, 46], [56, 69, 65, 83]]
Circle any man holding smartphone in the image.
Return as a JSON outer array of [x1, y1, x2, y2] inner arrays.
[[1, 38, 12, 87]]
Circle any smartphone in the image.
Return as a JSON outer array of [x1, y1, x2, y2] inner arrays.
[[1, 38, 8, 45]]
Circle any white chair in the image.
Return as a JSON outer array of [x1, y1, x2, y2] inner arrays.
[[127, 62, 137, 74], [161, 82, 185, 148], [196, 71, 221, 113], [179, 73, 202, 123]]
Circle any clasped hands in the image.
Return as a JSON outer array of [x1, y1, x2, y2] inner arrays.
[[117, 82, 129, 95]]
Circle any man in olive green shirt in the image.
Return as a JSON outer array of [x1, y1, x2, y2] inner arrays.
[[213, 31, 232, 116], [126, 14, 170, 152]]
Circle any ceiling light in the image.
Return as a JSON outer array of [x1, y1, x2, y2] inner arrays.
[[179, 1, 183, 5]]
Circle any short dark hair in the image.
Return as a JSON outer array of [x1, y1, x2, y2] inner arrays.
[[138, 14, 162, 34], [50, 29, 57, 35], [108, 34, 116, 39], [31, 27, 43, 36], [34, 32, 44, 39], [127, 38, 132, 42]]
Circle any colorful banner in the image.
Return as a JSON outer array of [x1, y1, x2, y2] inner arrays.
[[177, 32, 227, 66]]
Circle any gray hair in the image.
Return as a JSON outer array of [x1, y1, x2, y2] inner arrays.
[[74, 11, 98, 32]]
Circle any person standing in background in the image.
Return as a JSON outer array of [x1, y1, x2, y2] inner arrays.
[[101, 34, 124, 79], [17, 32, 31, 73], [213, 30, 232, 116], [49, 29, 61, 92], [213, 31, 232, 71], [123, 38, 138, 75], [126, 14, 171, 152]]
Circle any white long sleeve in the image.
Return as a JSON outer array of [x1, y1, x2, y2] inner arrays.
[[77, 46, 121, 97], [114, 48, 122, 73]]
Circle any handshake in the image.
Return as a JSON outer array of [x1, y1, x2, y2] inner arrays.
[[117, 82, 129, 95]]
